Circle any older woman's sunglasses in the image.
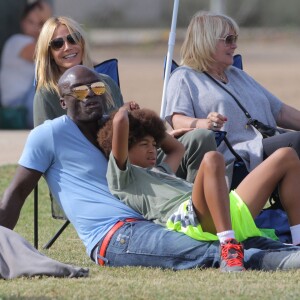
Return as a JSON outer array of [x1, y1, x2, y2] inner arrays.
[[65, 82, 106, 101], [49, 32, 81, 50], [218, 34, 238, 46]]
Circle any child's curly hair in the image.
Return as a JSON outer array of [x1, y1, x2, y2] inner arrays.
[[98, 108, 166, 159]]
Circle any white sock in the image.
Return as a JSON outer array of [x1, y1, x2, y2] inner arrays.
[[217, 230, 235, 244], [290, 224, 300, 245]]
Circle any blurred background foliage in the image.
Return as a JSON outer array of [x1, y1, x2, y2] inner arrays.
[[58, 0, 300, 28], [3, 0, 300, 29], [1, 0, 300, 56]]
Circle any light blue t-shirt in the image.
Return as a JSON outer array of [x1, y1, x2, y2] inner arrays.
[[19, 115, 142, 256]]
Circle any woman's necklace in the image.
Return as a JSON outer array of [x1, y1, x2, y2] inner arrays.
[[208, 69, 227, 83], [213, 72, 227, 83], [217, 72, 227, 82]]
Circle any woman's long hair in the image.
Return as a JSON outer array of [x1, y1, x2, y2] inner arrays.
[[35, 16, 93, 94]]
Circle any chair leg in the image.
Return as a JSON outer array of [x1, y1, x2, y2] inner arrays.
[[43, 220, 70, 249], [34, 184, 38, 249]]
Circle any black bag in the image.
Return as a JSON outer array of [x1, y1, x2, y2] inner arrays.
[[247, 119, 278, 138]]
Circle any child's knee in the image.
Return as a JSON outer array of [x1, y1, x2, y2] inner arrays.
[[274, 147, 298, 162], [202, 151, 224, 172]]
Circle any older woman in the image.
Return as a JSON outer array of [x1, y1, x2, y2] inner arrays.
[[164, 11, 300, 186], [33, 16, 123, 126]]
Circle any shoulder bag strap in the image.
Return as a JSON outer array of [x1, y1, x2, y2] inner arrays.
[[203, 71, 253, 122], [203, 71, 246, 162]]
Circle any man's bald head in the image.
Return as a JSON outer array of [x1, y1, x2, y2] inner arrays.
[[58, 65, 100, 97]]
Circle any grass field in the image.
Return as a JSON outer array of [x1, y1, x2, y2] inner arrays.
[[1, 164, 300, 300]]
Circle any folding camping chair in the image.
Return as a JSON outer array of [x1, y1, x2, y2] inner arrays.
[[33, 58, 121, 249], [164, 54, 243, 77]]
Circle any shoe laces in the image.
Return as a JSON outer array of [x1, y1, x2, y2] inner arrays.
[[221, 239, 244, 267]]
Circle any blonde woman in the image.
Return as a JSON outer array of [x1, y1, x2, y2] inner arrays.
[[33, 16, 123, 126]]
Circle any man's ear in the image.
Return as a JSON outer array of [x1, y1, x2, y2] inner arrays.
[[60, 98, 67, 110]]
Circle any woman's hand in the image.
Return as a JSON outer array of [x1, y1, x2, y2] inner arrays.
[[206, 112, 227, 130]]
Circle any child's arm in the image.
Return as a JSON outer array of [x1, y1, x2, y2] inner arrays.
[[112, 107, 130, 170], [160, 132, 185, 174], [111, 101, 139, 170]]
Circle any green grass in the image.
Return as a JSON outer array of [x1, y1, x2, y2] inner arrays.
[[1, 164, 300, 299]]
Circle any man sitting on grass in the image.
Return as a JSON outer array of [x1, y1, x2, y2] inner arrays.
[[1, 65, 300, 272]]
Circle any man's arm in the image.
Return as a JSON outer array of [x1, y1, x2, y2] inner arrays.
[[0, 166, 42, 229]]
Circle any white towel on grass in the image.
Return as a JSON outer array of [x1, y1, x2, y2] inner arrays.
[[0, 226, 89, 279]]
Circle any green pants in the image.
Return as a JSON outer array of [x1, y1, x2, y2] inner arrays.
[[157, 129, 217, 183]]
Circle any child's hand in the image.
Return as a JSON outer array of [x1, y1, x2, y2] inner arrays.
[[129, 101, 140, 111], [122, 101, 140, 112]]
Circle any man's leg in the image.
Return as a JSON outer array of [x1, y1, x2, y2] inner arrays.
[[97, 221, 300, 271], [101, 220, 220, 270], [244, 237, 300, 270], [157, 129, 217, 183], [262, 131, 300, 158]]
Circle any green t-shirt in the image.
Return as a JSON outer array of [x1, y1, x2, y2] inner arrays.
[[107, 153, 192, 226]]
